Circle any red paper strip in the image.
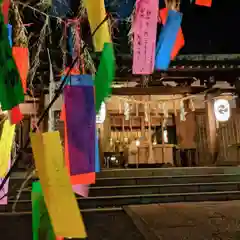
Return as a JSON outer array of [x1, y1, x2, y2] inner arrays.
[[12, 46, 29, 93], [195, 0, 212, 7], [62, 104, 96, 184], [8, 105, 23, 124], [2, 0, 10, 24], [159, 8, 185, 60]]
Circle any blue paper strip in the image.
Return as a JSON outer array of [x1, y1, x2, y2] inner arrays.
[[155, 10, 182, 70], [7, 24, 12, 47]]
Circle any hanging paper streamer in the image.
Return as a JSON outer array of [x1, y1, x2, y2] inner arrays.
[[95, 131, 100, 172], [64, 84, 96, 175], [195, 0, 212, 7], [95, 43, 115, 113], [7, 24, 12, 47], [0, 160, 10, 205], [0, 120, 15, 177], [2, 0, 10, 24], [30, 131, 87, 238], [63, 107, 96, 185], [0, 13, 24, 111], [155, 10, 182, 70], [159, 8, 184, 60], [32, 181, 56, 240], [8, 105, 23, 124], [84, 0, 111, 52], [132, 0, 158, 74], [73, 184, 89, 197], [12, 46, 29, 93]]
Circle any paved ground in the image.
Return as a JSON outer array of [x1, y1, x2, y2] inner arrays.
[[124, 201, 240, 240], [0, 210, 144, 240]]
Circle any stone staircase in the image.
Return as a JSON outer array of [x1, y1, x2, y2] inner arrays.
[[4, 167, 240, 212]]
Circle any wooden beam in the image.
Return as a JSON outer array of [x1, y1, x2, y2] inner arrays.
[[112, 86, 235, 96]]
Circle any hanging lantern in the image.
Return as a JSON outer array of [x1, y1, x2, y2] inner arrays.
[[96, 102, 106, 124], [214, 99, 230, 122]]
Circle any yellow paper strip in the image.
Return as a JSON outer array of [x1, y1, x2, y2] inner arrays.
[[0, 119, 15, 177], [84, 0, 111, 51], [30, 131, 86, 239]]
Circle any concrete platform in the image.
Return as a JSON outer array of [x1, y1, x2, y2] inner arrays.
[[124, 201, 240, 240]]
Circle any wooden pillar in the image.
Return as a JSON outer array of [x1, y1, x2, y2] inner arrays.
[[205, 94, 218, 164]]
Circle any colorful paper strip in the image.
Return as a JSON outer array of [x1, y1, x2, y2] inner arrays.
[[195, 0, 212, 7], [155, 10, 182, 70], [132, 0, 158, 74], [12, 46, 29, 93], [8, 105, 23, 124], [62, 103, 96, 185], [30, 131, 86, 238], [64, 84, 96, 175], [84, 0, 111, 52], [32, 181, 56, 240], [95, 42, 115, 113], [159, 8, 185, 60], [0, 18, 24, 111], [0, 160, 10, 205], [0, 120, 15, 177], [2, 0, 10, 24]]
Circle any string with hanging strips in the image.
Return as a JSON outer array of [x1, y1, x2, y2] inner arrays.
[[0, 13, 110, 197]]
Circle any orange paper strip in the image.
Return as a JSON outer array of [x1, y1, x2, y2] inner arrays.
[[159, 8, 185, 60], [12, 46, 29, 93], [195, 0, 212, 7]]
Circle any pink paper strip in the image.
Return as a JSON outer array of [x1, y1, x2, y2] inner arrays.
[[0, 161, 10, 205], [73, 184, 89, 198], [132, 0, 158, 75]]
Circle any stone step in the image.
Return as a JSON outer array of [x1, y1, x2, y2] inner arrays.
[[94, 174, 240, 186], [4, 190, 240, 212], [97, 167, 240, 178], [11, 181, 240, 199]]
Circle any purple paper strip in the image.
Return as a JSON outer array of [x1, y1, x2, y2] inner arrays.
[[0, 161, 10, 205], [64, 85, 95, 175]]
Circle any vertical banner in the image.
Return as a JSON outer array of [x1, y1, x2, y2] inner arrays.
[[84, 0, 111, 52], [132, 0, 158, 74], [195, 0, 212, 7], [32, 181, 56, 240], [64, 84, 96, 175], [159, 8, 185, 60], [30, 131, 86, 238], [0, 120, 15, 177], [155, 10, 182, 70], [0, 14, 24, 111], [7, 24, 12, 47], [95, 42, 115, 113], [12, 46, 29, 93], [62, 103, 96, 185], [2, 0, 10, 24], [0, 160, 10, 205]]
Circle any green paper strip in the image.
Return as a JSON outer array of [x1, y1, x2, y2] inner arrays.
[[0, 14, 24, 111], [32, 181, 56, 240], [94, 42, 115, 113]]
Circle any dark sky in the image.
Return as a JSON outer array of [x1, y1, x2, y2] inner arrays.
[[111, 0, 240, 55], [181, 0, 240, 54]]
